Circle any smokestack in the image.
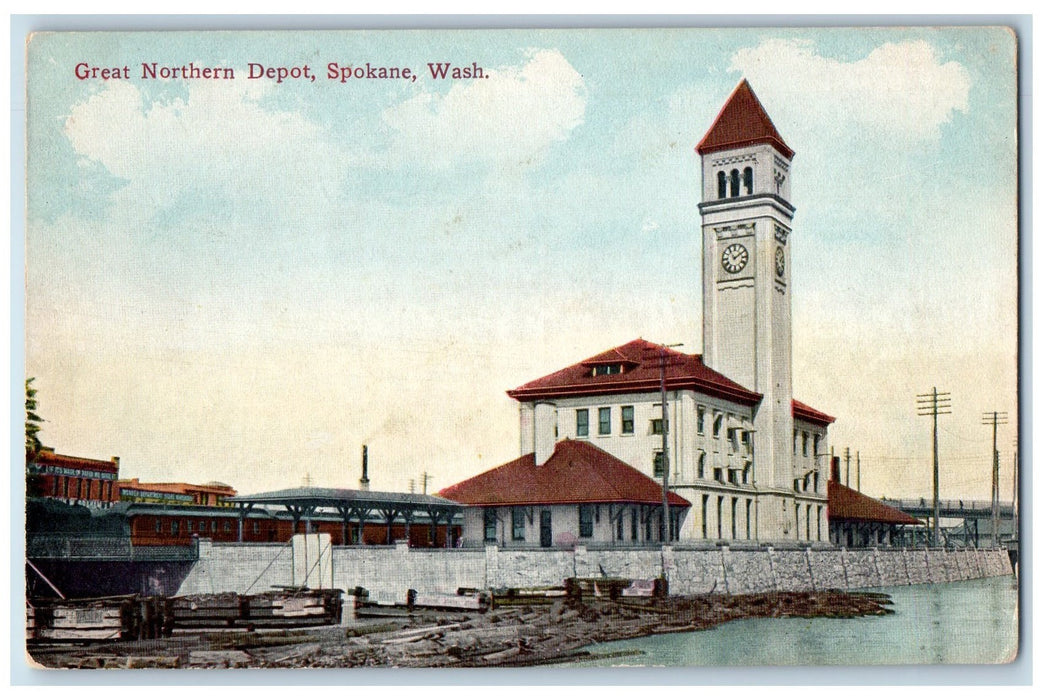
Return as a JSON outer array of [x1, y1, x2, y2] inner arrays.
[[830, 456, 841, 483], [360, 445, 370, 491]]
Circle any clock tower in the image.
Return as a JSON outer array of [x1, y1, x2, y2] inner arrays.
[[697, 79, 795, 497]]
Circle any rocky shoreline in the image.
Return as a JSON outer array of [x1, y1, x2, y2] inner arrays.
[[29, 590, 894, 669]]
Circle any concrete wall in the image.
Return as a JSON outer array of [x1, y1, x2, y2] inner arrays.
[[176, 539, 1014, 597]]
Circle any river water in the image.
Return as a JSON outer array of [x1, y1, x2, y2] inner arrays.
[[561, 576, 1019, 667]]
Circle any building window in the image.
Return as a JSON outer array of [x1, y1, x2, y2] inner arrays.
[[253, 521, 260, 534], [717, 497, 723, 539], [621, 406, 634, 434], [512, 507, 526, 541], [697, 453, 706, 479], [697, 406, 705, 434], [186, 520, 193, 532], [484, 508, 497, 543], [579, 505, 595, 538], [155, 519, 161, 533], [717, 170, 727, 199], [171, 520, 180, 535], [651, 418, 667, 435], [653, 451, 665, 478], [593, 364, 622, 376], [701, 495, 709, 538], [598, 407, 611, 435], [576, 409, 589, 437], [743, 166, 753, 195], [731, 497, 738, 539], [793, 430, 798, 454], [729, 169, 740, 197], [713, 414, 723, 438], [198, 521, 206, 533], [631, 508, 638, 541], [713, 467, 723, 483], [223, 521, 231, 533], [616, 513, 624, 540], [746, 499, 753, 540], [802, 432, 809, 457], [813, 434, 821, 459]]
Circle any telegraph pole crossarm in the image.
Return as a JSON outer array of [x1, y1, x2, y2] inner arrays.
[[916, 388, 951, 547]]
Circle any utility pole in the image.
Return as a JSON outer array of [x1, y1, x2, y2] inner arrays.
[[856, 451, 861, 492], [645, 342, 684, 542], [844, 447, 851, 487], [981, 411, 1008, 547], [917, 388, 951, 547], [421, 472, 431, 495], [1012, 437, 1018, 544]]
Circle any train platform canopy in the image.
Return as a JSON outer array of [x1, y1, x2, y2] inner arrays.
[[225, 487, 463, 525]]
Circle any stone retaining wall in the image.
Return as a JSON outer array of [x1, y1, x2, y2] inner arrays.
[[176, 541, 1013, 597]]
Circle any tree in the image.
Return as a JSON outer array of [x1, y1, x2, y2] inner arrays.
[[25, 377, 44, 457]]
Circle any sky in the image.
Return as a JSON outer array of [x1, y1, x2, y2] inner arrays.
[[23, 27, 1019, 502]]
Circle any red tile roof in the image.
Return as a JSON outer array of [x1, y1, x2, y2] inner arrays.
[[29, 449, 120, 475], [507, 338, 761, 405], [792, 399, 835, 426], [696, 79, 794, 159], [438, 439, 691, 508], [828, 481, 921, 525]]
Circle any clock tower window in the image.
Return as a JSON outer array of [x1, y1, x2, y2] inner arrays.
[[742, 166, 753, 194], [729, 169, 740, 197], [717, 170, 727, 199]]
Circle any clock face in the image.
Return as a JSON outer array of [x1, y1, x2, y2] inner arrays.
[[721, 243, 749, 274], [775, 246, 785, 277]]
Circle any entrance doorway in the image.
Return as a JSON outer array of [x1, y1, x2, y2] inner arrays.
[[540, 510, 552, 547]]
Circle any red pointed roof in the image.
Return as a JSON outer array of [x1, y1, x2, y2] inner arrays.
[[792, 399, 835, 426], [507, 338, 761, 405], [828, 480, 920, 525], [697, 79, 794, 159], [438, 439, 691, 508]]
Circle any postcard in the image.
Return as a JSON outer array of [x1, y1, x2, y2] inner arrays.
[[21, 25, 1020, 672]]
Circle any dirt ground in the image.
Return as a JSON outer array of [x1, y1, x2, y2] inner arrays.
[[27, 590, 894, 669]]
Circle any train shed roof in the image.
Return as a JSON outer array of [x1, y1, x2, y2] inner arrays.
[[225, 487, 463, 522]]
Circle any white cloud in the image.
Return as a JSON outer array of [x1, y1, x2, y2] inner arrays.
[[381, 48, 587, 169], [730, 39, 971, 144], [62, 79, 344, 221]]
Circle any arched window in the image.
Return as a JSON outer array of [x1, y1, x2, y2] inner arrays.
[[697, 452, 706, 479], [729, 169, 740, 197], [743, 167, 753, 194], [717, 171, 727, 199]]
